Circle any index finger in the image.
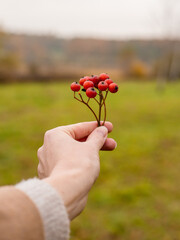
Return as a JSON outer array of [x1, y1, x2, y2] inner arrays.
[[59, 121, 113, 140]]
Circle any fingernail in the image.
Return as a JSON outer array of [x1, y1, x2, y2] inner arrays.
[[97, 126, 108, 137]]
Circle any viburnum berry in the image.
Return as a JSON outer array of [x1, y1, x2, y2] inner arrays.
[[105, 78, 113, 85], [109, 83, 118, 93], [86, 87, 97, 98], [83, 80, 94, 90], [99, 73, 109, 81], [70, 82, 81, 92], [79, 77, 87, 86], [86, 76, 94, 81], [91, 75, 100, 87], [98, 81, 108, 91]]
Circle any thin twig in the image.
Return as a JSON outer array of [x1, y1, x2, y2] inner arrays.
[[102, 97, 107, 126], [101, 91, 108, 107], [74, 92, 82, 102], [78, 93, 84, 102], [98, 90, 103, 126], [94, 97, 100, 104], [104, 90, 108, 101], [78, 93, 99, 124]]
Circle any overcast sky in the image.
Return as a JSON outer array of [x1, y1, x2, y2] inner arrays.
[[0, 0, 179, 39]]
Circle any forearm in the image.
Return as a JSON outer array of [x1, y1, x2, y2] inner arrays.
[[0, 185, 44, 240], [0, 178, 70, 240]]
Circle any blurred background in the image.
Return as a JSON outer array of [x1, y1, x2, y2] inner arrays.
[[0, 0, 180, 239]]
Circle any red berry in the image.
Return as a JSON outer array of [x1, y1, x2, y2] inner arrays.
[[79, 77, 87, 86], [91, 75, 100, 87], [70, 82, 81, 92], [99, 73, 109, 81], [86, 76, 93, 81], [109, 83, 118, 93], [98, 81, 108, 91], [105, 78, 113, 85], [86, 87, 97, 98], [83, 80, 94, 90]]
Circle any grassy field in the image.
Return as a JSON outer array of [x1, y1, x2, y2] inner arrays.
[[0, 82, 180, 240]]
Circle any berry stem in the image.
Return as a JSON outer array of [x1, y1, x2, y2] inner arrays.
[[102, 95, 107, 126], [105, 90, 108, 100], [74, 92, 99, 124], [101, 90, 108, 107], [98, 90, 103, 126], [74, 92, 82, 103], [78, 93, 84, 102], [100, 91, 108, 125], [94, 97, 100, 104]]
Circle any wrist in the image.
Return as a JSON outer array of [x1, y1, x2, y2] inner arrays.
[[16, 178, 70, 240], [44, 168, 95, 220]]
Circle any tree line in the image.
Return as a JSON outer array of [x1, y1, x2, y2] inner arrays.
[[0, 29, 180, 83]]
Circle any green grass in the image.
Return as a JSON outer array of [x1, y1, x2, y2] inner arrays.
[[0, 82, 180, 240]]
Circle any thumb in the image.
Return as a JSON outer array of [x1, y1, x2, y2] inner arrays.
[[86, 126, 108, 150]]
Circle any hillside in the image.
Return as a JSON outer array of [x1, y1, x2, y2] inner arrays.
[[1, 33, 180, 81]]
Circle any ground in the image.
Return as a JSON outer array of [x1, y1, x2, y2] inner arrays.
[[0, 81, 180, 240]]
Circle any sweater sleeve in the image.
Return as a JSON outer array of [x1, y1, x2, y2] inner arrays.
[[16, 178, 70, 240]]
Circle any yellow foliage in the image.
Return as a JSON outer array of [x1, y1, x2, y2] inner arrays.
[[130, 60, 149, 78]]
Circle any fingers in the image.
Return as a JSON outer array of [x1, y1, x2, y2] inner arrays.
[[79, 137, 117, 151], [86, 126, 108, 150], [59, 121, 113, 140], [101, 138, 117, 151]]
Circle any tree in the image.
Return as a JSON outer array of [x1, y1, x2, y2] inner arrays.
[[152, 0, 180, 82], [0, 27, 19, 82]]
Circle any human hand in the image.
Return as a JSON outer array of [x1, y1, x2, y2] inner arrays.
[[37, 122, 116, 220]]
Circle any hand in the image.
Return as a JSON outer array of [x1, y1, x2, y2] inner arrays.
[[37, 122, 116, 220]]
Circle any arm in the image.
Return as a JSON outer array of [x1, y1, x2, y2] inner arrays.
[[0, 121, 116, 240], [0, 186, 44, 240]]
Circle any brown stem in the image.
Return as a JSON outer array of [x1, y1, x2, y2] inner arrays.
[[78, 93, 84, 102], [75, 92, 99, 124], [102, 96, 107, 126], [74, 92, 82, 102], [94, 97, 100, 104], [100, 91, 107, 125], [105, 90, 108, 100], [98, 91, 103, 126], [101, 90, 108, 107]]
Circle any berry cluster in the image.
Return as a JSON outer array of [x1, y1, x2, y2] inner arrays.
[[70, 73, 118, 126]]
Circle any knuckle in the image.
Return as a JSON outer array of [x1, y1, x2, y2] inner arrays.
[[44, 130, 53, 141], [44, 130, 50, 139], [37, 147, 43, 159]]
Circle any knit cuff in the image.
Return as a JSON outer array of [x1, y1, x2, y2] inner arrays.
[[16, 178, 70, 240]]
